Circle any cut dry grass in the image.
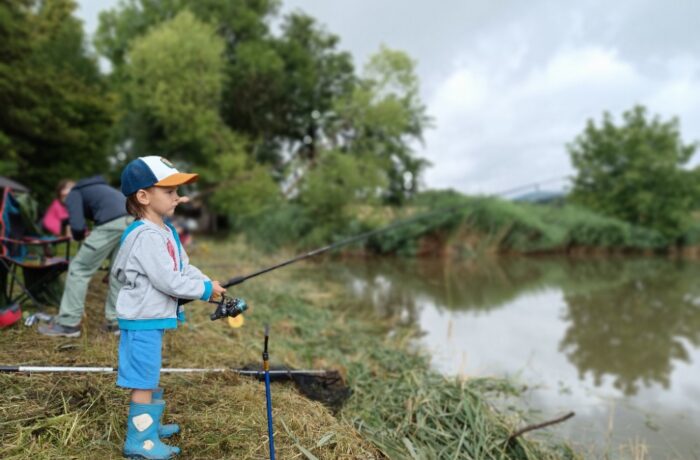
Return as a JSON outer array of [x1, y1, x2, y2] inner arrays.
[[0, 238, 578, 459], [0, 372, 377, 459]]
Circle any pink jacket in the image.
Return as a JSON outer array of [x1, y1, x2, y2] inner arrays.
[[42, 199, 69, 236]]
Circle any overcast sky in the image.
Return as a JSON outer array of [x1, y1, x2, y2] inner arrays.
[[76, 0, 700, 194]]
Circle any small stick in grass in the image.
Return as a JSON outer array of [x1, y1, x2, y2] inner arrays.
[[508, 411, 575, 442]]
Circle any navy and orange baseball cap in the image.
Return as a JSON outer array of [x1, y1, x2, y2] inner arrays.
[[120, 156, 198, 196]]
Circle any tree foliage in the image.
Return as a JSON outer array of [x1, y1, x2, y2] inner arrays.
[[96, 1, 430, 217], [331, 46, 431, 204], [123, 10, 278, 217], [227, 12, 356, 169], [125, 11, 228, 154], [1, 0, 431, 231], [0, 0, 113, 205], [569, 105, 699, 239], [299, 151, 386, 225]]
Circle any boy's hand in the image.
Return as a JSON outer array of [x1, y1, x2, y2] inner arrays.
[[210, 280, 226, 300]]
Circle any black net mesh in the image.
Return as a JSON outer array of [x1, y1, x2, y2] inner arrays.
[[240, 363, 352, 413]]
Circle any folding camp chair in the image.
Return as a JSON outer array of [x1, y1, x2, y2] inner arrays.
[[0, 180, 72, 327]]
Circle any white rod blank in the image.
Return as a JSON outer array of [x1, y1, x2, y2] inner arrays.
[[1, 366, 328, 375]]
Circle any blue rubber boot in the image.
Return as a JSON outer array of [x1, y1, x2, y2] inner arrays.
[[123, 402, 180, 459], [152, 388, 180, 438]]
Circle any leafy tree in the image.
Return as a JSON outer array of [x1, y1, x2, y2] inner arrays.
[[0, 0, 113, 205], [98, 3, 355, 168], [95, 0, 278, 71], [0, 0, 31, 177], [30, 0, 101, 84], [96, 2, 356, 186], [298, 150, 386, 229], [251, 13, 355, 168], [95, 0, 278, 160], [123, 10, 279, 216], [126, 10, 227, 154], [277, 47, 431, 206], [569, 106, 699, 239], [330, 47, 431, 204], [95, 1, 431, 231]]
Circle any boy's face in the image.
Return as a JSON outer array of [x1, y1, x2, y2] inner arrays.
[[141, 186, 180, 218]]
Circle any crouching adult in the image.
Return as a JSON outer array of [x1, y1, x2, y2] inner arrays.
[[39, 176, 131, 337]]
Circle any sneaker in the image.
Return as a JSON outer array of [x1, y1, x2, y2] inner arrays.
[[103, 321, 121, 336], [38, 321, 81, 338]]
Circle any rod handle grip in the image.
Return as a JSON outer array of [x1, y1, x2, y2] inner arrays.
[[224, 276, 245, 288]]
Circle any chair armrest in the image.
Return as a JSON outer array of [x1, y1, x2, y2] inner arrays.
[[0, 236, 71, 246]]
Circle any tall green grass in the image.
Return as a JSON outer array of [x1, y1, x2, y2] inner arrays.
[[344, 336, 578, 459], [239, 189, 670, 255], [367, 191, 667, 256]]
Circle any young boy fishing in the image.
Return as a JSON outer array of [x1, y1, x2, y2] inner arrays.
[[112, 156, 225, 459]]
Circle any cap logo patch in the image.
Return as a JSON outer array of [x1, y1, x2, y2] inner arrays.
[[160, 157, 175, 169]]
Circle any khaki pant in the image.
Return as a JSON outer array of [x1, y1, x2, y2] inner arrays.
[[56, 216, 132, 327]]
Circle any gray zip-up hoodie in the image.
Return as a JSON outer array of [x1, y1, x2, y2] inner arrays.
[[111, 219, 213, 330]]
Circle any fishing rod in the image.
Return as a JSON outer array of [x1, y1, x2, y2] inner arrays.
[[0, 362, 348, 417], [214, 175, 571, 292], [0, 365, 328, 375], [187, 174, 570, 320], [218, 200, 482, 290], [190, 196, 486, 318]]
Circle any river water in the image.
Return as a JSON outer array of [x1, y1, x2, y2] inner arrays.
[[319, 256, 700, 459]]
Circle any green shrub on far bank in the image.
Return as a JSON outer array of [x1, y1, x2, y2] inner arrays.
[[537, 205, 666, 250], [569, 106, 699, 240], [366, 191, 667, 256], [679, 220, 700, 246], [239, 189, 672, 256]]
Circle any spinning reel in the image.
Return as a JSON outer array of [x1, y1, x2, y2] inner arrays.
[[209, 294, 248, 321]]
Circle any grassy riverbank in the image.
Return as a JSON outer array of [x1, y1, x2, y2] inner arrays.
[[0, 239, 578, 459], [244, 190, 700, 257], [363, 191, 670, 257]]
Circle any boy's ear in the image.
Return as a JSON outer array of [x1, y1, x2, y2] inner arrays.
[[135, 189, 150, 206]]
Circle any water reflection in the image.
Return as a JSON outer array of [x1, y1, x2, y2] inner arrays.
[[321, 256, 700, 397], [324, 256, 559, 314], [310, 255, 700, 456], [560, 259, 700, 395]]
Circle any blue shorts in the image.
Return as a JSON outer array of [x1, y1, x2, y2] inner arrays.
[[117, 329, 164, 390]]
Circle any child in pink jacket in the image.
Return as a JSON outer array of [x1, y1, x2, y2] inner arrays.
[[41, 180, 74, 236]]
